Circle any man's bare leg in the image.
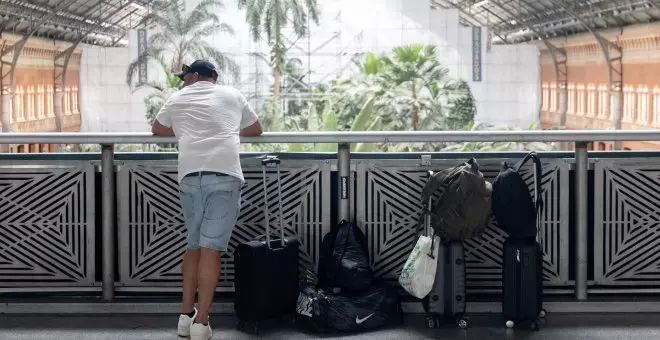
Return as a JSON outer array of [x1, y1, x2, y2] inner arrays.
[[182, 249, 201, 314], [194, 247, 221, 324]]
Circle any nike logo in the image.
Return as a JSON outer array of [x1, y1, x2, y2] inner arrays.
[[355, 313, 374, 324]]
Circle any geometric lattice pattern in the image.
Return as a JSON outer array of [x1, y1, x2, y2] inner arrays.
[[0, 161, 95, 286], [117, 159, 331, 289], [594, 159, 660, 286], [355, 157, 570, 292]]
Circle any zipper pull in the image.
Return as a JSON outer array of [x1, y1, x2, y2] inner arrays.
[[516, 249, 521, 263]]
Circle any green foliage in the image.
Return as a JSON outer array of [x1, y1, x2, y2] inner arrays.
[[440, 121, 555, 152], [237, 0, 320, 95], [315, 101, 339, 153], [310, 44, 476, 138], [440, 80, 476, 131], [352, 44, 470, 132], [140, 55, 183, 125], [242, 97, 289, 153], [255, 42, 553, 153]]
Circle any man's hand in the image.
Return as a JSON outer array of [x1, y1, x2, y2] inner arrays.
[[152, 119, 175, 137], [240, 120, 263, 137]]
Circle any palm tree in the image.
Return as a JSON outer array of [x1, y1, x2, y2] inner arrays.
[[126, 0, 240, 88], [236, 0, 320, 97], [135, 54, 182, 124], [365, 44, 471, 131]]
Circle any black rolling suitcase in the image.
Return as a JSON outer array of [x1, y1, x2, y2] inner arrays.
[[422, 240, 469, 329], [497, 152, 547, 331], [421, 170, 469, 330], [502, 238, 546, 330], [234, 155, 300, 334]]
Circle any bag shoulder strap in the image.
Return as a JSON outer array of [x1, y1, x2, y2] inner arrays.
[[513, 152, 544, 214]]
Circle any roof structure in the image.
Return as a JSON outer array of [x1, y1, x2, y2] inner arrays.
[[2, 0, 658, 48], [0, 0, 153, 47], [431, 0, 660, 44]]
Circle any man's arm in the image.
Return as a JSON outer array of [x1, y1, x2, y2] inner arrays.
[[152, 119, 175, 137], [238, 93, 263, 137], [240, 120, 263, 137], [151, 96, 176, 137]]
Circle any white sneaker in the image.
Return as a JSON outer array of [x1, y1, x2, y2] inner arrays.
[[177, 308, 197, 337], [190, 321, 212, 340]]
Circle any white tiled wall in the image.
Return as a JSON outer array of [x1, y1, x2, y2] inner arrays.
[[79, 0, 540, 131], [79, 30, 150, 132]]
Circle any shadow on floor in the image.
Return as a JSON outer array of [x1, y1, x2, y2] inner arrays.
[[1, 313, 660, 340]]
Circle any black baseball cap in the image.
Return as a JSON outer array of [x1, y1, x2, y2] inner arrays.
[[174, 60, 218, 80]]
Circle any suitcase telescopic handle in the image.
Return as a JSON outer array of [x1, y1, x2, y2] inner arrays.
[[261, 155, 281, 167], [261, 155, 285, 250]]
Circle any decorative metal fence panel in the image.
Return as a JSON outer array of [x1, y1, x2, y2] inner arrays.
[[0, 160, 96, 287], [355, 157, 570, 291], [594, 159, 660, 286], [117, 159, 332, 289], [7, 153, 660, 294]]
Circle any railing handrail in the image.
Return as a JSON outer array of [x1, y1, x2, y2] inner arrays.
[[1, 130, 660, 144]]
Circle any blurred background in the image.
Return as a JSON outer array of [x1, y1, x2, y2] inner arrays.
[[0, 0, 658, 152]]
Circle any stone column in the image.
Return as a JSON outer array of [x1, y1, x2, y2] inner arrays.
[[64, 86, 70, 115], [15, 86, 23, 122], [54, 84, 63, 132], [36, 85, 44, 119], [558, 82, 567, 127], [73, 86, 79, 113], [27, 86, 34, 120], [1, 85, 10, 133], [47, 85, 54, 117]]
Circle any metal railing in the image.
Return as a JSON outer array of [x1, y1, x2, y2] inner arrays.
[[2, 129, 660, 303]]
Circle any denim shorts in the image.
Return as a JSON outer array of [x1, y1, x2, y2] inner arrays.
[[178, 172, 242, 252]]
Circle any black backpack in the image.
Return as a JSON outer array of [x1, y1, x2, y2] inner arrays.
[[317, 220, 373, 296], [491, 152, 544, 239]]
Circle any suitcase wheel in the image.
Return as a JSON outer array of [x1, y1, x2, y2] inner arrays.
[[530, 321, 539, 331], [539, 309, 547, 318], [504, 319, 540, 331], [457, 318, 469, 329]]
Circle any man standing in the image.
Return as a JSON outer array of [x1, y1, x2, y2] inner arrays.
[[151, 60, 263, 339]]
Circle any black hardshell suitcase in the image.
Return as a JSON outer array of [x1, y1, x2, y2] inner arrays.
[[502, 238, 545, 330], [234, 155, 300, 334], [421, 170, 469, 330], [501, 155, 547, 331], [422, 241, 469, 329]]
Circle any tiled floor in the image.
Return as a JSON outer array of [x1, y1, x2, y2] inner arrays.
[[1, 313, 660, 340]]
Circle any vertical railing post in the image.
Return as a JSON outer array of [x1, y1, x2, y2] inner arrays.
[[574, 141, 589, 301], [337, 143, 350, 222], [101, 143, 116, 301]]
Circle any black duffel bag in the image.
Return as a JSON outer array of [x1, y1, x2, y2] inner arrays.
[[317, 220, 373, 296], [295, 282, 403, 333]]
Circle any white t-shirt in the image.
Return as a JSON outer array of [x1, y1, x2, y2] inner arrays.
[[154, 81, 258, 183]]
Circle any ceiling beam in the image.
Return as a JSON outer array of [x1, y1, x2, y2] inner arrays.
[[431, 0, 510, 43]]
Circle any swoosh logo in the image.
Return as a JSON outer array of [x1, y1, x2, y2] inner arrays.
[[355, 313, 374, 324]]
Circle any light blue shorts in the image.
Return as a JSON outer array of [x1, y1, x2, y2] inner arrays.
[[178, 172, 242, 252]]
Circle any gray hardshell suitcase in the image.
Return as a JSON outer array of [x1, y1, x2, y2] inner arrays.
[[421, 170, 469, 330]]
